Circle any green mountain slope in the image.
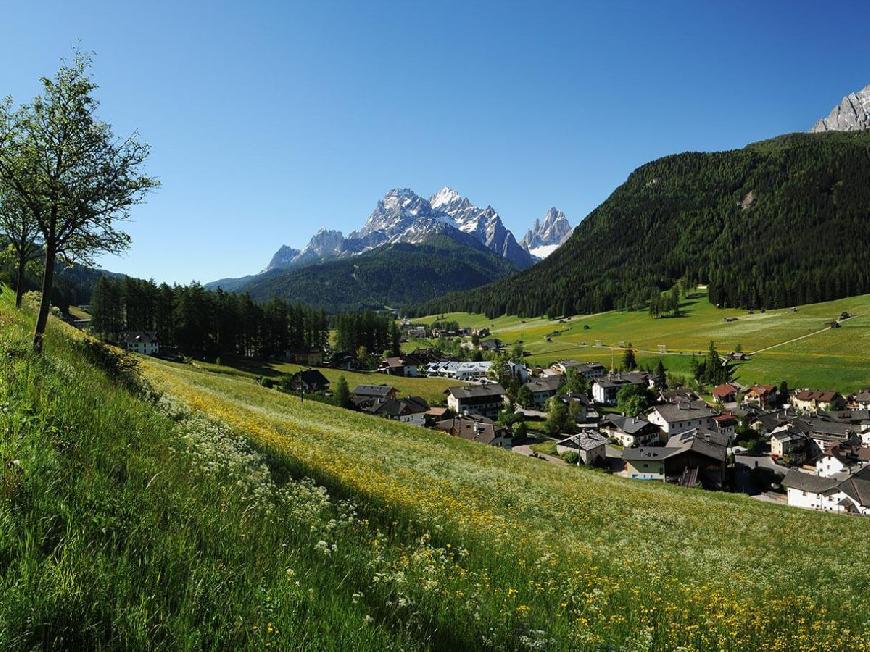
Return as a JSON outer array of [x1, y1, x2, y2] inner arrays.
[[213, 234, 519, 312], [421, 131, 870, 317]]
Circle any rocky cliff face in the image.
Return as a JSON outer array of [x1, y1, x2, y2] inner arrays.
[[810, 85, 870, 133]]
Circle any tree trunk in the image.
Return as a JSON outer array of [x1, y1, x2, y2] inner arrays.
[[33, 243, 56, 354], [14, 248, 26, 309]]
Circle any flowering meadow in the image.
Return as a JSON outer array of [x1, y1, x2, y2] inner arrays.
[[141, 355, 870, 651], [1, 289, 869, 650]]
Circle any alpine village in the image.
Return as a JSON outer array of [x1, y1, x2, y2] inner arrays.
[[2, 13, 870, 652]]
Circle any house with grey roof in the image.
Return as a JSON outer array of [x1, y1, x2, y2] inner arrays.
[[555, 431, 608, 465], [445, 383, 505, 419], [600, 415, 661, 447], [522, 375, 563, 409], [783, 466, 870, 515], [647, 401, 715, 436]]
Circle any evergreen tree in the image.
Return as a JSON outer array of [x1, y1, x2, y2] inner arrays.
[[334, 375, 351, 409]]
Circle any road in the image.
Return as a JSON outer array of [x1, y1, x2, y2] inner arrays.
[[512, 444, 566, 465]]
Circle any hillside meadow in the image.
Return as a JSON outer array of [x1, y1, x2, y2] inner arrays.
[[2, 286, 870, 650], [416, 290, 870, 391]]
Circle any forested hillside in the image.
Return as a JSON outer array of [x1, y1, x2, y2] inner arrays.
[[222, 234, 519, 312], [419, 131, 870, 317]]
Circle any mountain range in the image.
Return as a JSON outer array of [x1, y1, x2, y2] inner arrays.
[[207, 187, 573, 309]]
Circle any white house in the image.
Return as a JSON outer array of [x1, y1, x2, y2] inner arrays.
[[445, 383, 506, 419], [122, 331, 159, 356], [783, 467, 870, 515]]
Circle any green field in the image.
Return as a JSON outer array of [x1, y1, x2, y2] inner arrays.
[[190, 358, 455, 405], [3, 288, 870, 650], [418, 290, 870, 391]]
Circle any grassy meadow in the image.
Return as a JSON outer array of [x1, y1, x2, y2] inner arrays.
[[3, 287, 870, 650], [416, 290, 870, 391], [190, 357, 455, 405]]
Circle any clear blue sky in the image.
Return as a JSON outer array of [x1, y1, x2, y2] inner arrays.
[[2, 0, 868, 284]]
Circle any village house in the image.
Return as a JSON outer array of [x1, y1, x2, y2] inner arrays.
[[769, 428, 813, 464], [855, 390, 870, 410], [367, 395, 430, 426], [284, 348, 323, 366], [816, 444, 870, 478], [592, 372, 649, 406], [289, 369, 331, 393], [445, 383, 506, 419], [551, 360, 606, 380], [434, 414, 513, 448], [426, 360, 493, 382], [600, 415, 661, 447], [621, 447, 673, 481], [782, 466, 870, 515], [712, 383, 740, 403], [522, 376, 564, 409], [744, 384, 778, 409], [662, 431, 729, 488], [122, 331, 159, 356], [351, 384, 397, 409], [478, 338, 503, 353], [555, 431, 608, 465], [791, 390, 846, 414], [711, 413, 738, 441], [647, 401, 716, 436], [377, 356, 422, 377]]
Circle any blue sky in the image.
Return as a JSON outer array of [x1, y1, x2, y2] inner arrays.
[[2, 0, 869, 284]]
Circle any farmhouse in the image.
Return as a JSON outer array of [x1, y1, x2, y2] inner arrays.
[[791, 390, 846, 414], [855, 390, 870, 410], [368, 395, 430, 426], [351, 384, 397, 409], [377, 356, 421, 377], [647, 401, 715, 436], [445, 383, 505, 419], [122, 331, 159, 356], [289, 369, 330, 393]]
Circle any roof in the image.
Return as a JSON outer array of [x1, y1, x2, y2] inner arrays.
[[665, 431, 728, 462], [840, 467, 870, 507], [602, 415, 655, 435], [747, 384, 777, 396], [649, 402, 715, 424], [445, 383, 505, 399], [793, 390, 841, 403], [524, 376, 563, 393], [855, 390, 870, 403], [622, 446, 682, 462], [712, 384, 738, 398], [371, 396, 429, 417], [434, 415, 508, 445], [294, 369, 329, 386], [782, 469, 839, 494], [352, 384, 396, 398], [558, 431, 608, 451]]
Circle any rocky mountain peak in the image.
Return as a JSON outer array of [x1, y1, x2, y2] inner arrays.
[[810, 85, 870, 133], [521, 207, 572, 259]]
